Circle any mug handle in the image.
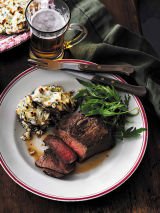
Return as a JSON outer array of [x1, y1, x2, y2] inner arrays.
[[64, 23, 88, 49]]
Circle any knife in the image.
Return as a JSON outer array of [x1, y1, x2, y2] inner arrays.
[[75, 75, 147, 97], [28, 58, 134, 76]]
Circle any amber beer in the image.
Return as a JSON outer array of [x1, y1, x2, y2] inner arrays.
[[30, 9, 66, 59], [25, 0, 87, 60]]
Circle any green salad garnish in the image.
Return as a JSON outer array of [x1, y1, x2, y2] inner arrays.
[[74, 79, 146, 140]]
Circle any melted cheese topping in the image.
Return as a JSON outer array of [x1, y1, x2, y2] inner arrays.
[[31, 85, 63, 108], [0, 0, 28, 34], [31, 85, 74, 111]]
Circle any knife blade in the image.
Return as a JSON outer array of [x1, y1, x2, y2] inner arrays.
[[75, 75, 147, 97]]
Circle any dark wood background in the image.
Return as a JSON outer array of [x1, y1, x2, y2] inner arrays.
[[0, 0, 160, 212]]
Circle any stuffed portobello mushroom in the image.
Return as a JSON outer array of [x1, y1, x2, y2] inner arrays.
[[16, 85, 76, 140]]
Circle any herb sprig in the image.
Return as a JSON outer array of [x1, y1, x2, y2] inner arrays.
[[74, 79, 146, 140]]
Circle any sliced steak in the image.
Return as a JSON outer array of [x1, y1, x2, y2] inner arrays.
[[35, 149, 75, 174], [43, 169, 65, 178], [44, 135, 77, 164], [57, 129, 87, 159], [57, 112, 114, 161]]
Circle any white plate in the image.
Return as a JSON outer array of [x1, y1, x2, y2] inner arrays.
[[0, 59, 148, 201]]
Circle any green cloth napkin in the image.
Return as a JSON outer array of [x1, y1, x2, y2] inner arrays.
[[65, 0, 160, 117]]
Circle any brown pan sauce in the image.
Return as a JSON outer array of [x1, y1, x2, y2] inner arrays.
[[26, 140, 44, 161], [75, 151, 109, 173]]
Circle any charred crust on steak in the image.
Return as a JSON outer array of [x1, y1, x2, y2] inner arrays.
[[43, 169, 65, 178]]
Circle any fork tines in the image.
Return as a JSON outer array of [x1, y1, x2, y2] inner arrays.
[[28, 58, 59, 70]]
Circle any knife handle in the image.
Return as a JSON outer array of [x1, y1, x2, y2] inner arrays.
[[79, 64, 134, 76], [91, 75, 147, 97]]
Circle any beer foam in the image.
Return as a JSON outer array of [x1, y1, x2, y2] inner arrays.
[[31, 9, 66, 32]]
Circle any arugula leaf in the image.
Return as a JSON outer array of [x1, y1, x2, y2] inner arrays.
[[113, 127, 146, 140], [74, 89, 87, 99], [75, 81, 130, 117], [123, 127, 147, 138], [76, 79, 94, 88]]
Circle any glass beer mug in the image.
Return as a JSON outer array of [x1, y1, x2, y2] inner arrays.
[[25, 0, 87, 59]]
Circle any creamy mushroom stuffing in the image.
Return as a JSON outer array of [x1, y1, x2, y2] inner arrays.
[[31, 85, 75, 111], [0, 0, 28, 34], [16, 85, 75, 140]]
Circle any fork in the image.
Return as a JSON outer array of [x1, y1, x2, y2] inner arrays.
[[28, 58, 135, 76], [28, 58, 64, 70]]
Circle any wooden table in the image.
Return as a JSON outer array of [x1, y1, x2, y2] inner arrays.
[[0, 1, 160, 212]]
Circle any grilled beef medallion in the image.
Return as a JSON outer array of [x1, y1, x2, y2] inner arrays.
[[35, 149, 75, 177], [56, 112, 114, 161], [36, 112, 114, 178]]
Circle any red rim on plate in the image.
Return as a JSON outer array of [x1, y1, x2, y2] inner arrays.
[[0, 59, 148, 201]]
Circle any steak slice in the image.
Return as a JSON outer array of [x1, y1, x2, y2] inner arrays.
[[35, 149, 75, 174], [43, 169, 64, 178], [57, 129, 87, 159], [57, 112, 114, 161], [44, 134, 77, 164]]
